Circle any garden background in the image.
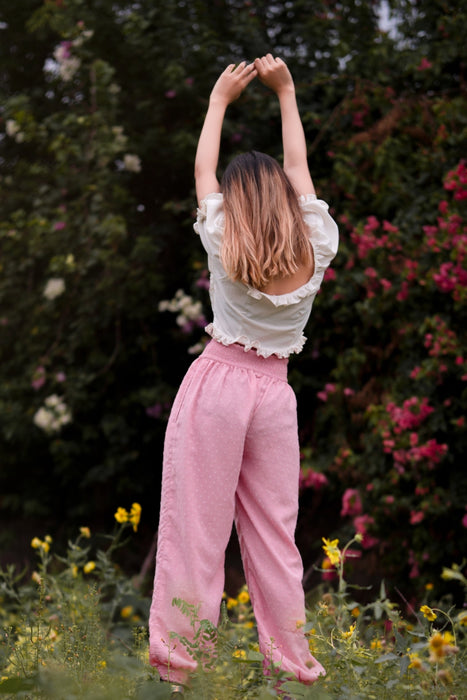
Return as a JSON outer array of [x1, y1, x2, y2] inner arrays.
[[1, 0, 466, 651]]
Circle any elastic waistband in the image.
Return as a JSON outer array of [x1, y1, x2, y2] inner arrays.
[[200, 340, 288, 381]]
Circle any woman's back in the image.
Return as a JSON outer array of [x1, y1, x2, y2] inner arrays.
[[259, 260, 315, 295]]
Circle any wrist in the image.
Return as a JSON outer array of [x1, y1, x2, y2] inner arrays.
[[277, 85, 296, 100], [208, 95, 230, 110]]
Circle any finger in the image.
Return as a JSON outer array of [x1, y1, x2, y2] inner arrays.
[[243, 67, 257, 85], [243, 62, 256, 74], [234, 60, 247, 73], [255, 56, 269, 73]]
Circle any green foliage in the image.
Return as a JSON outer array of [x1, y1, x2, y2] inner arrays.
[[1, 0, 467, 601], [1, 526, 466, 698]]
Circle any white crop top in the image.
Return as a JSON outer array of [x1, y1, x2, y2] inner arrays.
[[193, 192, 339, 358]]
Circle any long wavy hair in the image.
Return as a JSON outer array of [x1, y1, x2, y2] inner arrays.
[[220, 151, 313, 289]]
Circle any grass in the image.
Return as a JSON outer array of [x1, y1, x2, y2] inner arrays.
[[0, 508, 466, 698]]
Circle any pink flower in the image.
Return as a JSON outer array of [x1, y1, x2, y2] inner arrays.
[[463, 513, 467, 528], [31, 366, 46, 390], [146, 403, 163, 419], [165, 90, 176, 99], [396, 281, 409, 301], [383, 220, 399, 233], [353, 514, 378, 549], [410, 510, 424, 525], [439, 200, 449, 215], [417, 57, 432, 71], [341, 488, 363, 517], [54, 221, 66, 231], [364, 267, 378, 278], [300, 469, 328, 490], [317, 383, 336, 402], [380, 278, 392, 291], [55, 372, 66, 383], [324, 267, 336, 282]]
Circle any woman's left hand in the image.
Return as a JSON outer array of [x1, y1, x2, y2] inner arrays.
[[209, 62, 257, 107]]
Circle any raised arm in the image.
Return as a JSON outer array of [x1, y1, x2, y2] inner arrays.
[[194, 61, 257, 205], [254, 54, 315, 196]]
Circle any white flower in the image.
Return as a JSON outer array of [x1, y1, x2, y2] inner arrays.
[[34, 396, 72, 434], [188, 342, 205, 355], [45, 394, 62, 408], [59, 57, 81, 82], [5, 120, 24, 143], [43, 278, 65, 301], [33, 407, 55, 432], [185, 301, 203, 320], [6, 120, 20, 137], [112, 126, 127, 148], [123, 154, 142, 173]]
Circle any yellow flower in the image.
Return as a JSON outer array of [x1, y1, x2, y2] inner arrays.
[[114, 507, 129, 524], [237, 590, 250, 605], [71, 565, 78, 578], [322, 538, 341, 566], [428, 631, 458, 661], [408, 653, 424, 670], [129, 502, 142, 531], [120, 606, 134, 619], [341, 624, 356, 639], [226, 597, 237, 610], [420, 605, 437, 621], [370, 639, 382, 650], [243, 621, 254, 629], [31, 537, 50, 553], [232, 649, 246, 659], [351, 606, 360, 618], [457, 612, 467, 626], [354, 532, 364, 543], [83, 561, 96, 574], [425, 582, 434, 591], [80, 526, 91, 538], [441, 563, 464, 582]]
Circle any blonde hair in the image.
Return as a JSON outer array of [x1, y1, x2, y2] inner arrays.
[[220, 151, 313, 290]]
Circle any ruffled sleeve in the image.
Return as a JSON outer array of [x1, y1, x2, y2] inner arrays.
[[299, 194, 339, 273], [193, 192, 225, 257]]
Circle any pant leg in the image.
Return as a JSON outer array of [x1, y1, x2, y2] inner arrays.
[[149, 352, 257, 682], [235, 379, 326, 683]]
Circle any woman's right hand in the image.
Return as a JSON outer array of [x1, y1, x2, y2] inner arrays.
[[254, 54, 295, 96], [209, 61, 257, 107]]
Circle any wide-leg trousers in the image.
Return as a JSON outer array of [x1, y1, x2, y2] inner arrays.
[[148, 340, 325, 684]]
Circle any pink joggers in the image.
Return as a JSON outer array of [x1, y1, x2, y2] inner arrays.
[[149, 340, 325, 684]]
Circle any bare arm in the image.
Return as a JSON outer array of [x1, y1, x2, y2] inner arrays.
[[194, 62, 257, 205], [254, 54, 315, 196]]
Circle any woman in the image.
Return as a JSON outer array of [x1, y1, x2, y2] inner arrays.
[[149, 54, 338, 692]]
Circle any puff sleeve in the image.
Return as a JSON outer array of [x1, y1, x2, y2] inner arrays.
[[193, 192, 225, 258], [299, 194, 339, 273]]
